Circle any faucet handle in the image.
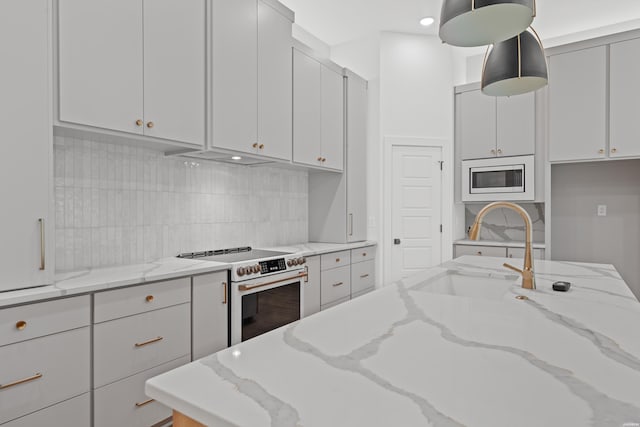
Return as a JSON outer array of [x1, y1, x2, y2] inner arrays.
[[503, 263, 523, 274]]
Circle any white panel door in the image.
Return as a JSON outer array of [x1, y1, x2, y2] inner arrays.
[[610, 37, 640, 159], [211, 0, 258, 154], [0, 0, 52, 291], [391, 146, 442, 281], [548, 46, 607, 162], [258, 2, 292, 160], [58, 0, 143, 134], [143, 0, 206, 146], [496, 92, 535, 157], [293, 49, 322, 167], [192, 272, 229, 360], [320, 65, 345, 171], [346, 73, 368, 242], [459, 90, 496, 160]]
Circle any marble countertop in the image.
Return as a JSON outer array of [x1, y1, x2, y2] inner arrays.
[[0, 241, 376, 308], [455, 239, 546, 249], [146, 256, 640, 427]]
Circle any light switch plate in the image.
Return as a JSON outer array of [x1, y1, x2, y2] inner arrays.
[[597, 205, 607, 217]]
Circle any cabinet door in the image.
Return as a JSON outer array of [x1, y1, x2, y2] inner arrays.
[[293, 49, 322, 166], [458, 90, 497, 160], [320, 65, 345, 171], [3, 393, 89, 427], [303, 256, 320, 317], [346, 73, 368, 242], [192, 272, 229, 360], [454, 245, 507, 258], [143, 0, 205, 146], [610, 38, 640, 159], [258, 2, 293, 161], [58, 0, 144, 134], [0, 0, 52, 291], [548, 46, 607, 162], [496, 92, 535, 157], [212, 0, 258, 154], [507, 247, 545, 260]]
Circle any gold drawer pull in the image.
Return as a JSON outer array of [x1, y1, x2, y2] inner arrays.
[[145, 295, 154, 303], [222, 282, 228, 304], [146, 121, 154, 129], [335, 258, 340, 263], [477, 251, 483, 256], [135, 398, 155, 408], [360, 274, 369, 279], [332, 282, 344, 287], [16, 320, 27, 331], [362, 253, 367, 257], [0, 373, 43, 390], [134, 336, 163, 348]]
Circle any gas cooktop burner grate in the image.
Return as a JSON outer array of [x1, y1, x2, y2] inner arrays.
[[177, 246, 253, 259]]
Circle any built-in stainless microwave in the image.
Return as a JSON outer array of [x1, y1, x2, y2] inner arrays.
[[461, 155, 534, 202]]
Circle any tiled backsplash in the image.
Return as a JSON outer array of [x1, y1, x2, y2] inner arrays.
[[54, 136, 308, 271], [464, 203, 545, 243]]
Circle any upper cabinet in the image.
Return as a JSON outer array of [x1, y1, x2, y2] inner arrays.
[[211, 0, 293, 161], [58, 0, 206, 146], [548, 46, 607, 162], [0, 0, 53, 291], [458, 88, 535, 160], [610, 38, 640, 159], [293, 49, 345, 171]]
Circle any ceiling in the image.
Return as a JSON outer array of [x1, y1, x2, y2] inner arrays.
[[279, 0, 640, 47]]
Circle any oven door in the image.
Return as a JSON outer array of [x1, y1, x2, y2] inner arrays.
[[462, 155, 534, 202], [231, 270, 307, 345]]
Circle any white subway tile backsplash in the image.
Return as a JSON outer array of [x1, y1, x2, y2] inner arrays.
[[54, 136, 309, 271]]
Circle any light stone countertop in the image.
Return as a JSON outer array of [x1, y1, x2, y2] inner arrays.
[[0, 241, 377, 308], [454, 239, 546, 249], [146, 255, 640, 427]]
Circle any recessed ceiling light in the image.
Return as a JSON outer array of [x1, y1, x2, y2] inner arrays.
[[231, 156, 242, 161], [420, 16, 435, 27]]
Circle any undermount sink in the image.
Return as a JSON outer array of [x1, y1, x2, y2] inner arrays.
[[416, 270, 521, 300]]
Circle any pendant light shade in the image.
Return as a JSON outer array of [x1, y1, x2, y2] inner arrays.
[[481, 28, 548, 96], [439, 0, 536, 47]]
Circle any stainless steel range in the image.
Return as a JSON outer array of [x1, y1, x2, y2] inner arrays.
[[178, 247, 307, 345]]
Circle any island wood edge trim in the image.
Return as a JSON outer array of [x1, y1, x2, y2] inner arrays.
[[173, 410, 207, 427]]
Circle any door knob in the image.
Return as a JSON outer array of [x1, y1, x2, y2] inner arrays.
[[394, 238, 401, 245]]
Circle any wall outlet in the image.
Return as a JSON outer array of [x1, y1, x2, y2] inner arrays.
[[597, 205, 607, 217]]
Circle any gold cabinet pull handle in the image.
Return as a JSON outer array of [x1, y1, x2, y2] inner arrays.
[[317, 156, 323, 161], [335, 258, 340, 263], [360, 274, 369, 279], [146, 121, 154, 129], [135, 398, 155, 408], [222, 282, 227, 304], [477, 251, 483, 256], [259, 144, 264, 149], [253, 143, 259, 148], [362, 253, 367, 257], [38, 218, 45, 271], [145, 295, 154, 303], [598, 148, 605, 154], [304, 266, 309, 283], [491, 149, 496, 155], [332, 282, 344, 287], [134, 336, 163, 348], [611, 148, 618, 153], [136, 119, 143, 127], [321, 158, 326, 162], [16, 321, 27, 331], [497, 148, 503, 155], [0, 373, 43, 390]]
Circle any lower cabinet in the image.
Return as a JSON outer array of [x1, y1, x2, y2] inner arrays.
[[303, 255, 321, 317], [454, 244, 545, 260], [2, 393, 90, 427], [192, 271, 229, 360], [320, 265, 351, 309]]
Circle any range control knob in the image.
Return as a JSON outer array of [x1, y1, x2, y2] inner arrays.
[[287, 260, 293, 267], [237, 267, 246, 276], [254, 265, 261, 274], [298, 257, 305, 265]]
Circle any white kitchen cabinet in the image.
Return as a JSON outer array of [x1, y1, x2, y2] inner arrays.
[[58, 0, 205, 146], [192, 272, 229, 360], [610, 37, 640, 159], [351, 260, 375, 297], [0, 0, 53, 292], [458, 88, 535, 160], [3, 393, 90, 427], [320, 266, 351, 308], [507, 247, 545, 260], [548, 46, 607, 162], [293, 48, 345, 171], [303, 255, 321, 317]]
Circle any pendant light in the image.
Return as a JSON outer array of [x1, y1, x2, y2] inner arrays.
[[481, 27, 548, 96], [439, 0, 536, 47]]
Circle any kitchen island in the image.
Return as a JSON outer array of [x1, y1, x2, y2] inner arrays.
[[146, 256, 640, 426]]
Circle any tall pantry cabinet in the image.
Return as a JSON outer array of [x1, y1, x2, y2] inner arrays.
[[0, 0, 53, 292]]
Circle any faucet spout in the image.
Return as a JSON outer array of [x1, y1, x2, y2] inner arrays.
[[469, 202, 536, 290]]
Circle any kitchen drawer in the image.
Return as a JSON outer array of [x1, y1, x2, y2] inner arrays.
[[352, 287, 374, 300], [0, 295, 89, 346], [507, 247, 545, 260], [351, 260, 375, 295], [350, 246, 375, 264], [454, 245, 507, 258], [0, 328, 90, 425], [94, 277, 191, 323], [321, 296, 350, 311], [321, 250, 351, 271], [94, 303, 191, 388], [94, 355, 189, 427], [320, 265, 351, 306], [2, 393, 90, 427]]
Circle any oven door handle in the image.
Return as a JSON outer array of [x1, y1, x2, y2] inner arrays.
[[238, 272, 308, 292]]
